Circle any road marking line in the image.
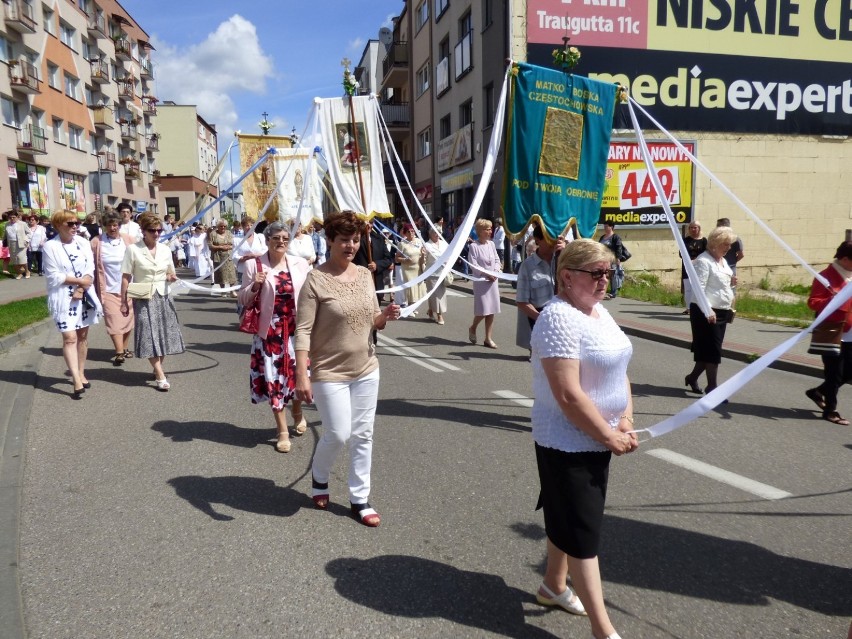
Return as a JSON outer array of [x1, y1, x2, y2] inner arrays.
[[378, 335, 461, 371], [646, 449, 793, 500], [493, 390, 534, 408], [380, 345, 444, 372]]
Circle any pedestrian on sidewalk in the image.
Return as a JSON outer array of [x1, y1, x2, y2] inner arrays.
[[26, 214, 46, 275], [531, 239, 637, 639], [804, 241, 852, 426], [239, 222, 311, 453], [294, 211, 401, 527], [91, 209, 134, 366], [597, 221, 625, 299], [43, 210, 102, 399], [681, 221, 707, 313], [5, 210, 30, 279], [684, 226, 737, 395], [120, 213, 185, 392]]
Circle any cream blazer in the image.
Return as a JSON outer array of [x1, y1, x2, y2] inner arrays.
[[238, 253, 310, 337], [121, 241, 175, 298]]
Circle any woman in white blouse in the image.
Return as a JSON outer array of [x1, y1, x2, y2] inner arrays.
[[286, 223, 316, 266], [530, 239, 637, 639], [233, 216, 267, 283], [684, 226, 737, 395], [42, 210, 103, 399], [423, 226, 449, 325], [121, 213, 185, 392]]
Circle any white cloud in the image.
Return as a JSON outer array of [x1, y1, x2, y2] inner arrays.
[[348, 37, 365, 55], [152, 14, 274, 140]]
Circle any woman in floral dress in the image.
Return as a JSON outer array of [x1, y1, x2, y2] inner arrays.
[[239, 221, 311, 453]]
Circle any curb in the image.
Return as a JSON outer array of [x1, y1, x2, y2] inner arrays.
[[0, 319, 53, 355]]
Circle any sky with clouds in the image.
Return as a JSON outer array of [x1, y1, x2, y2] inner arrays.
[[123, 0, 400, 144]]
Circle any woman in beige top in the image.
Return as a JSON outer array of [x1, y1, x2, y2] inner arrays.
[[295, 211, 401, 527]]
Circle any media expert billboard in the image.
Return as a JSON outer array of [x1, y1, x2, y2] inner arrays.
[[600, 140, 696, 227], [527, 0, 852, 135]]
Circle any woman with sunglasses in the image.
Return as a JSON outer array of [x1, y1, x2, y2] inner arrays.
[[120, 213, 185, 392], [42, 210, 103, 399], [530, 239, 637, 639], [238, 221, 311, 453]]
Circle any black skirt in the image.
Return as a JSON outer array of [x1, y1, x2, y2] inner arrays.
[[535, 444, 611, 559], [689, 303, 731, 364]]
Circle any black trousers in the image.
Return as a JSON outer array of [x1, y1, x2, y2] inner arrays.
[[817, 342, 852, 414]]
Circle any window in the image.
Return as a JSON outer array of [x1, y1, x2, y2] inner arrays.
[[47, 63, 59, 89], [436, 37, 450, 95], [440, 114, 451, 139], [454, 12, 473, 79], [0, 35, 7, 63], [417, 127, 431, 159], [415, 1, 429, 31], [435, 0, 449, 20], [43, 6, 55, 35], [2, 98, 21, 128], [69, 125, 84, 150], [459, 99, 473, 127], [60, 21, 77, 50], [416, 63, 430, 97], [64, 73, 81, 101], [483, 0, 494, 30], [84, 86, 93, 106], [483, 83, 494, 127], [52, 117, 64, 143]]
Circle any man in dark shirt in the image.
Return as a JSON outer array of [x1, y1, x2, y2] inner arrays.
[[353, 218, 394, 304]]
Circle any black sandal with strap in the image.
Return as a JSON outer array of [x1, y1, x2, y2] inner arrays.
[[823, 411, 850, 426]]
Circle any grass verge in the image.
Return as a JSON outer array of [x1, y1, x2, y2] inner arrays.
[[0, 296, 50, 338], [621, 272, 812, 327]]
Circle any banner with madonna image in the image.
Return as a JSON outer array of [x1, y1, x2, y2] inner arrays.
[[273, 148, 324, 226], [317, 95, 392, 219], [502, 62, 617, 240]]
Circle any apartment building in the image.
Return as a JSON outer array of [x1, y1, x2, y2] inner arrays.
[[155, 103, 218, 223], [1, 0, 159, 216]]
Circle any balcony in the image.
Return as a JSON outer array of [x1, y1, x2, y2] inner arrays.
[[139, 58, 154, 79], [3, 0, 37, 34], [119, 121, 138, 140], [91, 106, 115, 129], [383, 160, 410, 184], [149, 169, 161, 185], [142, 96, 158, 116], [114, 37, 131, 61], [98, 151, 117, 172], [86, 10, 106, 38], [123, 165, 140, 180], [381, 41, 409, 88], [145, 134, 159, 152], [90, 59, 110, 84], [379, 102, 410, 127], [8, 60, 41, 94], [17, 125, 48, 155], [117, 77, 135, 100]]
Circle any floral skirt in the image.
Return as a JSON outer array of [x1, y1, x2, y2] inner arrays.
[[249, 314, 296, 412]]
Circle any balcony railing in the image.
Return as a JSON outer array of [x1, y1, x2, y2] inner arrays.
[[382, 42, 409, 79], [114, 37, 131, 60], [143, 99, 157, 116], [139, 58, 154, 79], [119, 122, 138, 140], [91, 107, 115, 129], [118, 78, 135, 100], [86, 10, 106, 37], [98, 151, 117, 172], [8, 60, 41, 94], [146, 134, 159, 152], [17, 125, 48, 154], [123, 165, 140, 179], [3, 0, 37, 33], [383, 161, 410, 184], [379, 102, 410, 126], [90, 59, 110, 83]]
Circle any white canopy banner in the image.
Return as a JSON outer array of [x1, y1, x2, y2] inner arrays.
[[317, 95, 391, 218], [273, 147, 323, 225]]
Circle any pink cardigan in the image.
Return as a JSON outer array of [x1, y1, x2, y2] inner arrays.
[[238, 253, 310, 337]]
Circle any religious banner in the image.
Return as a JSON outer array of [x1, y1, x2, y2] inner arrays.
[[502, 62, 617, 240], [273, 148, 324, 225], [237, 134, 292, 222], [317, 95, 391, 218]]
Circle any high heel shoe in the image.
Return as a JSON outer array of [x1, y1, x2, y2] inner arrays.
[[311, 476, 329, 509], [684, 375, 702, 394], [71, 387, 84, 400]]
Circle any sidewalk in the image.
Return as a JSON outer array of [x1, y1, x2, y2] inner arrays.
[[0, 272, 46, 306]]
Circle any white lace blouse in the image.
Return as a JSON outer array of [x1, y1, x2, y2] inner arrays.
[[530, 297, 633, 453]]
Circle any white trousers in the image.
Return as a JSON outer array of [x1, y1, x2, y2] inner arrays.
[[311, 369, 380, 504]]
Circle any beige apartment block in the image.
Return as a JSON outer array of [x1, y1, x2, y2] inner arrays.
[[1, 0, 160, 216]]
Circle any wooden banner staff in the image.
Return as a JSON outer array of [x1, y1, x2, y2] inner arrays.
[[347, 96, 371, 262]]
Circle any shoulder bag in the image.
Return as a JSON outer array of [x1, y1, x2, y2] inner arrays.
[[238, 257, 263, 334], [808, 320, 844, 356]]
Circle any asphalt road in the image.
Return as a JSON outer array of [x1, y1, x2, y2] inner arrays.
[[11, 288, 852, 638]]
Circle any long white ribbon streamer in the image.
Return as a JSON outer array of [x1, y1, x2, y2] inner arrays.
[[637, 278, 851, 438]]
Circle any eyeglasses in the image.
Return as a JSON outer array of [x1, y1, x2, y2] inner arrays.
[[66, 221, 80, 227], [569, 267, 615, 281], [146, 228, 163, 234], [268, 236, 289, 243]]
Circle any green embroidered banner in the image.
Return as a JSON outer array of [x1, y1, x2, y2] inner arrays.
[[502, 62, 616, 240]]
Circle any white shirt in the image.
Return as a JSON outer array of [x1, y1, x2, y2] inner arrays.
[[693, 251, 734, 309], [99, 237, 127, 294], [233, 232, 267, 274], [287, 234, 316, 264], [120, 220, 143, 242]]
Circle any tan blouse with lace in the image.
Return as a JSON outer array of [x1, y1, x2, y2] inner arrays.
[[295, 266, 380, 382]]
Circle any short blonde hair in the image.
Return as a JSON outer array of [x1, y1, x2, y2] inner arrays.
[[51, 210, 77, 228], [138, 212, 161, 231], [707, 226, 736, 251], [555, 239, 615, 293], [474, 218, 492, 234]]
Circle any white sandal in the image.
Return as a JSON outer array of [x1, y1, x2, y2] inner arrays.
[[536, 582, 587, 616], [155, 378, 170, 392]]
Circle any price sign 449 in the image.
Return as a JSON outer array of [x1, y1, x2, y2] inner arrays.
[[618, 167, 681, 210]]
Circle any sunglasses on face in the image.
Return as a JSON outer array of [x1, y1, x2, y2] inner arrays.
[[570, 267, 616, 281], [66, 221, 80, 227], [268, 236, 289, 243], [146, 228, 163, 234]]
